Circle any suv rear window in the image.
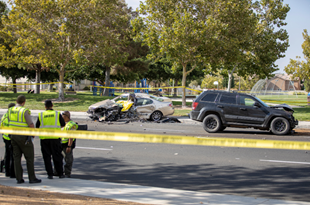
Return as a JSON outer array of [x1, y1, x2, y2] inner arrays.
[[201, 93, 218, 102], [219, 94, 237, 104]]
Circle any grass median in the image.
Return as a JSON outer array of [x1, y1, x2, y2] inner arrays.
[[0, 91, 309, 120], [0, 91, 192, 117]]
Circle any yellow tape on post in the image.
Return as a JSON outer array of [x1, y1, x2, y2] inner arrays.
[[1, 127, 310, 150], [0, 82, 202, 93]]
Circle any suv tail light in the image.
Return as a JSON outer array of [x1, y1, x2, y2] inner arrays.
[[192, 102, 198, 110], [168, 103, 173, 107]]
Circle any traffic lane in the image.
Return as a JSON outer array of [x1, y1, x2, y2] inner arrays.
[[45, 119, 310, 202], [50, 138, 310, 202], [79, 119, 310, 142], [2, 118, 310, 202]]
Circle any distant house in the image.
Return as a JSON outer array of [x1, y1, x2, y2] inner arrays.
[[266, 73, 301, 91]]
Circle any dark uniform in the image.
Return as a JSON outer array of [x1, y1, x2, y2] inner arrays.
[[8, 96, 41, 184], [1, 105, 15, 178], [36, 105, 65, 179], [62, 120, 78, 177]]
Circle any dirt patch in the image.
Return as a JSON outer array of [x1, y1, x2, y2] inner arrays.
[[0, 184, 149, 205], [41, 98, 78, 104], [294, 129, 310, 136], [174, 105, 191, 110]]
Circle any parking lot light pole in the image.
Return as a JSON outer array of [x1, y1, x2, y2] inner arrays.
[[214, 81, 219, 90]]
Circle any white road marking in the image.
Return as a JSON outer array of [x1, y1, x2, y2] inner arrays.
[[145, 128, 185, 132], [75, 146, 112, 151], [260, 159, 310, 165]]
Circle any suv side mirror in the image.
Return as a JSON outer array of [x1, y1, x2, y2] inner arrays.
[[254, 102, 260, 107]]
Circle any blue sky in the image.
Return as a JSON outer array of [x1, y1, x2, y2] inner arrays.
[[126, 0, 310, 74]]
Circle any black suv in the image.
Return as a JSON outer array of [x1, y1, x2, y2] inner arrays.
[[190, 90, 298, 135]]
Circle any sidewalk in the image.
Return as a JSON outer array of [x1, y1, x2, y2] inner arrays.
[[0, 173, 309, 205]]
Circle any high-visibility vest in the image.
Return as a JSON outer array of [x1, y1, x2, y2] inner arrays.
[[1, 113, 10, 140], [38, 110, 61, 139], [8, 106, 30, 128], [62, 120, 78, 144]]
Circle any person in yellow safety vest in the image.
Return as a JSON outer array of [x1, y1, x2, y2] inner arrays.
[[61, 111, 78, 178], [36, 100, 66, 179], [7, 95, 41, 184], [1, 103, 16, 178]]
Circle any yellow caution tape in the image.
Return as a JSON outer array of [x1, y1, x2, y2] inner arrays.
[[89, 85, 185, 90], [1, 82, 202, 93], [185, 87, 203, 93], [0, 82, 64, 86], [0, 127, 309, 150], [90, 85, 202, 93]]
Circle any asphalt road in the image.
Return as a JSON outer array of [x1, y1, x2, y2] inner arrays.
[[1, 117, 310, 202]]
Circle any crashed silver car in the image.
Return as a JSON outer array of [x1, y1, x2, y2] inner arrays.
[[87, 93, 174, 121]]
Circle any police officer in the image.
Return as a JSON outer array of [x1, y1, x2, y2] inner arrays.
[[61, 111, 78, 178], [8, 95, 41, 184], [1, 103, 16, 178], [36, 100, 65, 179]]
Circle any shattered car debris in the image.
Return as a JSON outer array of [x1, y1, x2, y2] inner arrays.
[[87, 93, 174, 122]]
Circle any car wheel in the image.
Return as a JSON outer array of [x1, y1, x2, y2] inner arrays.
[[203, 114, 222, 133], [150, 111, 163, 121], [270, 117, 290, 135]]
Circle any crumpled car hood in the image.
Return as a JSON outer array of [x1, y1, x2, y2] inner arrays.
[[88, 99, 116, 111], [270, 104, 294, 112]]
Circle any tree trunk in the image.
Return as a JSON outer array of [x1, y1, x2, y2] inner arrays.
[[182, 65, 187, 108], [227, 66, 236, 92], [12, 78, 17, 93], [103, 67, 111, 96], [58, 68, 65, 101], [35, 68, 41, 94], [49, 84, 53, 92], [173, 79, 178, 97], [227, 72, 232, 92]]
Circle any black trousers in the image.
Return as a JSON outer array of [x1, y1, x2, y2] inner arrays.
[[40, 139, 63, 176], [11, 135, 36, 181], [3, 138, 15, 177]]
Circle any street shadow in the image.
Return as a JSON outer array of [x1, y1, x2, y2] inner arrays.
[[56, 156, 310, 202]]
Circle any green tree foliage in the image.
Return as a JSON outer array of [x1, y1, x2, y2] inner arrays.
[[285, 29, 310, 91], [1, 0, 129, 101], [145, 58, 173, 85], [304, 80, 310, 92], [0, 0, 28, 93], [201, 74, 223, 90], [132, 0, 262, 107], [213, 0, 290, 92], [222, 76, 235, 89], [0, 65, 29, 93], [68, 37, 149, 87], [65, 9, 148, 95]]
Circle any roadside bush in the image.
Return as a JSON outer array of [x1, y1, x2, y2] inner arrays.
[[0, 86, 7, 91], [296, 91, 307, 95]]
